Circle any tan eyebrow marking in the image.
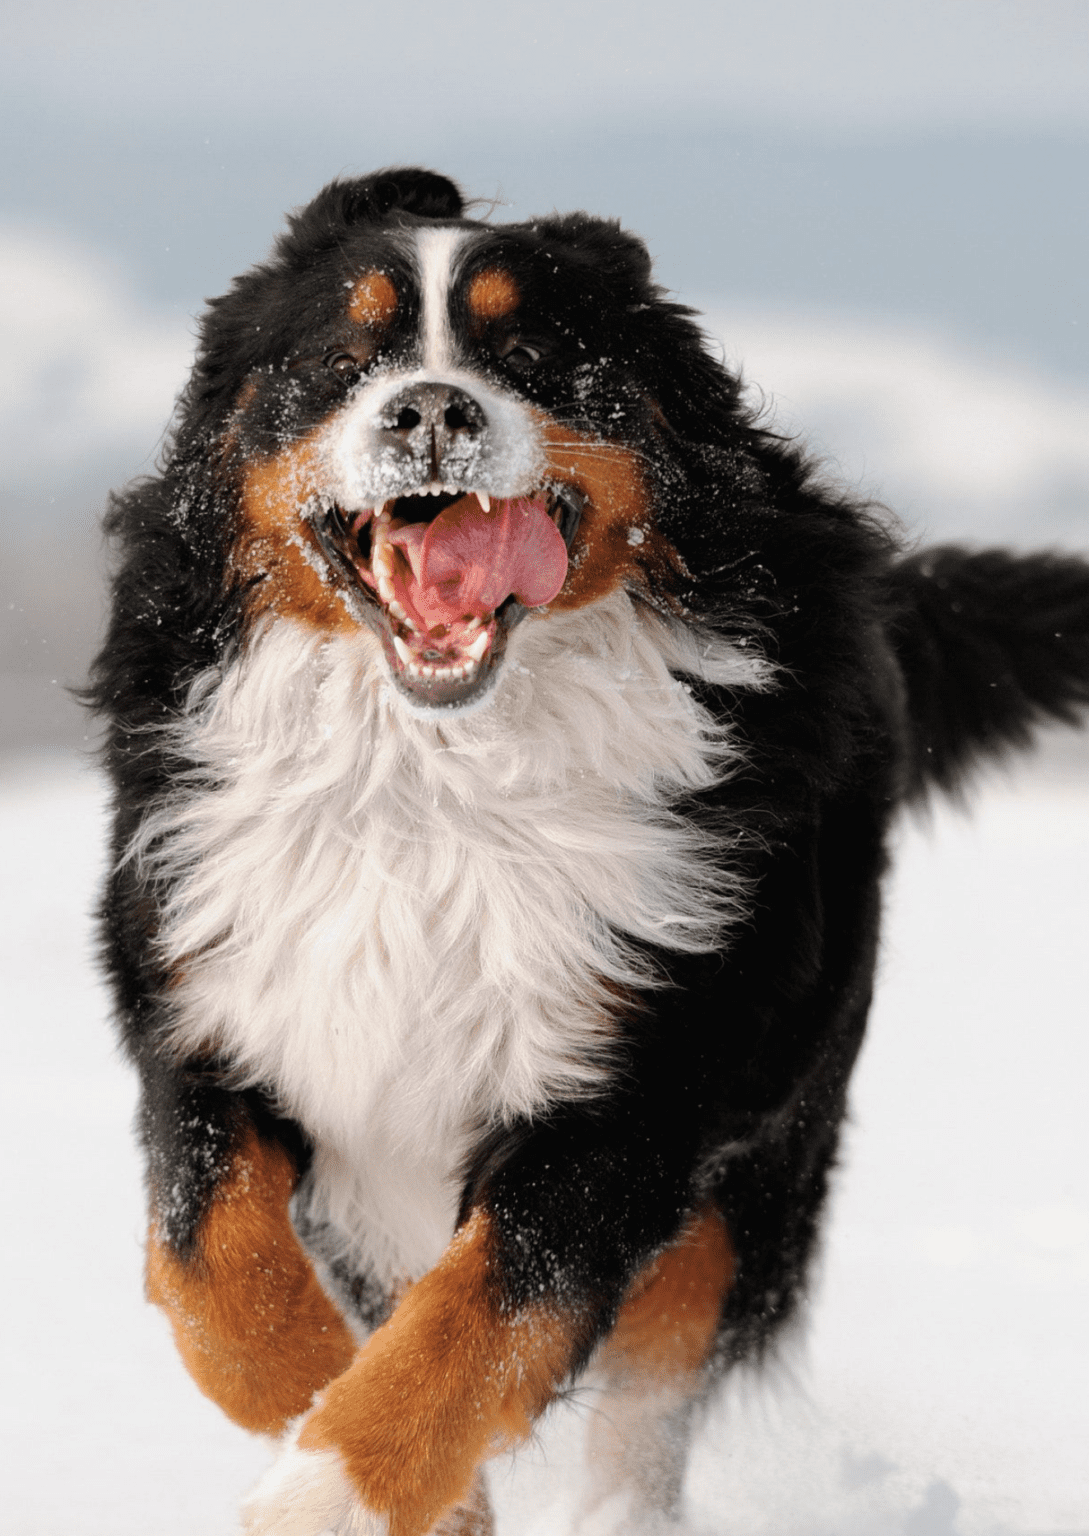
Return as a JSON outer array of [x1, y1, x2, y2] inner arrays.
[[466, 267, 521, 322], [348, 269, 398, 327]]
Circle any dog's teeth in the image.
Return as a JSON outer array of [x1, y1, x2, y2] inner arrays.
[[476, 492, 491, 514], [389, 600, 421, 637], [465, 630, 490, 663], [373, 559, 395, 604], [392, 635, 413, 666], [429, 480, 443, 496]]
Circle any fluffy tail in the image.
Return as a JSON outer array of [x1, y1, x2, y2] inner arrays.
[[888, 546, 1089, 799]]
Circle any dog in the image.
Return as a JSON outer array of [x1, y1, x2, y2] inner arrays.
[[89, 167, 1089, 1536]]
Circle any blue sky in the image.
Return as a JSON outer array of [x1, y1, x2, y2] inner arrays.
[[8, 0, 1088, 132]]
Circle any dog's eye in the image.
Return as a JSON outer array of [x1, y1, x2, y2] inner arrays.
[[325, 351, 363, 385], [499, 339, 543, 373]]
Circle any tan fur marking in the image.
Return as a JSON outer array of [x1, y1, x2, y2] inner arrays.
[[234, 435, 356, 631], [298, 1212, 573, 1536], [146, 1130, 356, 1434], [604, 1205, 734, 1382], [348, 269, 398, 328], [535, 418, 685, 611], [466, 267, 520, 323], [577, 1208, 734, 1522]]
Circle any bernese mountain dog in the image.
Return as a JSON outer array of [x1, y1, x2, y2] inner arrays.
[[89, 167, 1089, 1536]]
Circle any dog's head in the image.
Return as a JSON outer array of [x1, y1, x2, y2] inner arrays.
[[178, 168, 743, 708]]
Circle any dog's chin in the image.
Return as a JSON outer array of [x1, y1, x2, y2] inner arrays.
[[378, 602, 520, 713]]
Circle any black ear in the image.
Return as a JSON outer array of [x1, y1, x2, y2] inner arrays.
[[278, 168, 464, 265], [530, 213, 654, 294]]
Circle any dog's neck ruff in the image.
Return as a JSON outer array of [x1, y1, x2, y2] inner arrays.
[[138, 593, 765, 1283]]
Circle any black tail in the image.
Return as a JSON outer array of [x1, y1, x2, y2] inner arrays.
[[888, 546, 1089, 799]]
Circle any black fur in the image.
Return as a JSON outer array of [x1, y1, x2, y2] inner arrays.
[[88, 168, 1089, 1517]]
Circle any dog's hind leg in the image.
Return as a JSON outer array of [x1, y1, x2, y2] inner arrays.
[[575, 1206, 734, 1534]]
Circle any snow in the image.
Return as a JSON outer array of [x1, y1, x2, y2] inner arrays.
[[2, 747, 1087, 1535]]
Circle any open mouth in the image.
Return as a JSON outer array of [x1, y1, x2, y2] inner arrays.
[[310, 485, 583, 707]]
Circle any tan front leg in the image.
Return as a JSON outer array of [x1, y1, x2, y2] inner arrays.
[[244, 1210, 578, 1536], [146, 1128, 356, 1434]]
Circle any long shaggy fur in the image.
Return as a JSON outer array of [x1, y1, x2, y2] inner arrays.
[[88, 167, 1089, 1536]]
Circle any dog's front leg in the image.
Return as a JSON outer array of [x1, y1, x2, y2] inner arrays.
[[244, 1103, 707, 1536], [142, 1074, 357, 1436], [242, 1208, 576, 1536]]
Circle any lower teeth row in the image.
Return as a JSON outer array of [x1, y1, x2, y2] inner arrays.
[[404, 657, 479, 681]]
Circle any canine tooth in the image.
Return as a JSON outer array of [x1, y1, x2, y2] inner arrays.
[[476, 492, 491, 513], [465, 615, 483, 631], [465, 629, 490, 663], [392, 635, 413, 666], [389, 600, 420, 635]]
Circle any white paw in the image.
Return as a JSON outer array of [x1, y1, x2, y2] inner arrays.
[[241, 1438, 387, 1536]]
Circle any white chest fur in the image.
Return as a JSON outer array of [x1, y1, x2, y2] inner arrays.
[[136, 594, 764, 1286]]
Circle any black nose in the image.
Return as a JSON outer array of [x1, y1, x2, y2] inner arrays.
[[378, 383, 486, 469]]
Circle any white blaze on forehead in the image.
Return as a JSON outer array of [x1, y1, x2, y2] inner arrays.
[[414, 225, 473, 371], [314, 226, 542, 509], [313, 224, 544, 507]]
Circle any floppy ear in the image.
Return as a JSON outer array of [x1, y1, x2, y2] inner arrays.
[[531, 212, 654, 295], [280, 167, 464, 260]]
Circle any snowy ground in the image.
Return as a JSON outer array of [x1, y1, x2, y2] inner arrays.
[[2, 747, 1087, 1536]]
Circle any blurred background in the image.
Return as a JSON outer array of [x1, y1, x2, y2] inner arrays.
[[3, 0, 1087, 749], [3, 5, 1089, 1534]]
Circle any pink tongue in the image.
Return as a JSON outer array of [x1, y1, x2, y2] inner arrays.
[[387, 497, 568, 630]]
